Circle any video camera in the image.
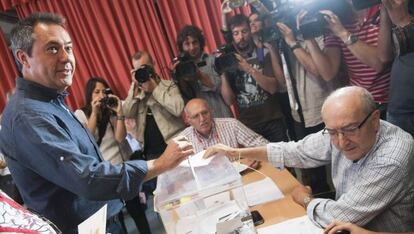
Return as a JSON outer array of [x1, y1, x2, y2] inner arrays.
[[101, 88, 118, 109], [134, 64, 155, 83], [214, 44, 239, 75], [257, 0, 350, 40], [172, 53, 207, 81], [263, 2, 297, 41]]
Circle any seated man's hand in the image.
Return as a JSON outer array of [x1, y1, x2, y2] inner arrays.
[[204, 143, 239, 161], [324, 221, 375, 234], [291, 184, 312, 208], [155, 136, 194, 171]]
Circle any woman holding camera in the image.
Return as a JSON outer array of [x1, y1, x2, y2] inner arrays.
[[74, 77, 128, 165], [74, 77, 152, 233]]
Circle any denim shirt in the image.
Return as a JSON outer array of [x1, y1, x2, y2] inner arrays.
[[0, 78, 148, 233]]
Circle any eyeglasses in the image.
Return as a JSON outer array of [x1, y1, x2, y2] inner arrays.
[[322, 109, 376, 139]]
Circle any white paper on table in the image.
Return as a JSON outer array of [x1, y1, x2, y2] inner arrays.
[[243, 177, 284, 206], [257, 215, 323, 234], [233, 161, 248, 173], [78, 204, 107, 234], [179, 150, 214, 167]]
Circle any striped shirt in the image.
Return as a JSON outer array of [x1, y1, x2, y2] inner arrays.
[[267, 121, 414, 232], [324, 10, 391, 103], [179, 118, 268, 153]]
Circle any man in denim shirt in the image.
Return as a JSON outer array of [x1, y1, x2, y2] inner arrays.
[[0, 13, 193, 233]]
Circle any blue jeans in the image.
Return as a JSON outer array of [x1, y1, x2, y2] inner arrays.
[[106, 216, 125, 234], [387, 112, 414, 137]]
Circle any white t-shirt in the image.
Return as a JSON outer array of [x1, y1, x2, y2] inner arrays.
[[74, 110, 125, 165]]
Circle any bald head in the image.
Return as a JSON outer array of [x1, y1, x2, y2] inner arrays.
[[322, 86, 376, 117], [185, 98, 210, 116], [185, 98, 213, 137]]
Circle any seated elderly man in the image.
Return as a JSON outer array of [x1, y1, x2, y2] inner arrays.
[[205, 86, 414, 232], [180, 98, 268, 166]]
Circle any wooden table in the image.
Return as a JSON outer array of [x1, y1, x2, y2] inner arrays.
[[242, 161, 306, 228]]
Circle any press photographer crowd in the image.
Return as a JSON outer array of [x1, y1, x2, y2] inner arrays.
[[0, 0, 413, 233]]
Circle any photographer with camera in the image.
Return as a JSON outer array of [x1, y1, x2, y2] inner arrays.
[[273, 16, 347, 194], [381, 0, 414, 137], [220, 14, 287, 142], [300, 0, 394, 119], [74, 77, 152, 233], [173, 25, 232, 118], [75, 78, 126, 164], [124, 50, 186, 162]]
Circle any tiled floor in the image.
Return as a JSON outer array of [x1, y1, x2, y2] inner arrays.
[[123, 195, 166, 234]]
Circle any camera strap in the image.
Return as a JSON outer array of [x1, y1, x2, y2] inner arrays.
[[279, 41, 306, 129]]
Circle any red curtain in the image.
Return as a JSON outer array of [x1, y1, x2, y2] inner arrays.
[[1, 0, 251, 112], [0, 28, 18, 113], [11, 0, 172, 110], [0, 0, 29, 12]]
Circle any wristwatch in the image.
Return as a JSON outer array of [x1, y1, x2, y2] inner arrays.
[[290, 41, 302, 51], [303, 196, 312, 208], [344, 33, 359, 46]]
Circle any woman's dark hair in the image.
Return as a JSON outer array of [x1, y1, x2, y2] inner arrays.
[[81, 77, 112, 145], [176, 25, 205, 53]]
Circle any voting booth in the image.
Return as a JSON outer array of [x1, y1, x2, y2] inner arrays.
[[154, 153, 256, 234]]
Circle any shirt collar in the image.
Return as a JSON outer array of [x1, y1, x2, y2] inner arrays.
[[16, 77, 68, 101]]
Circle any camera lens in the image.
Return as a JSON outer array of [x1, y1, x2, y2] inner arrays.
[[135, 65, 152, 83]]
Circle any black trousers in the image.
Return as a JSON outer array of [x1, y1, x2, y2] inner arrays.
[[252, 118, 288, 143]]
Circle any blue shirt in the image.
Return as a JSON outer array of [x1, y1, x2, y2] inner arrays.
[[0, 78, 148, 233]]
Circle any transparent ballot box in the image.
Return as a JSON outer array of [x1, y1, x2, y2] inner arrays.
[[154, 152, 256, 234]]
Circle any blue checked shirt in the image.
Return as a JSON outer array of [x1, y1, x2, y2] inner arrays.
[[267, 121, 414, 232]]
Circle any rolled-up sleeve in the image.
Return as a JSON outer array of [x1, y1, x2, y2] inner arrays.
[[267, 131, 332, 169]]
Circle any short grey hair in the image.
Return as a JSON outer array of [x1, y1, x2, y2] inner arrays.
[[10, 12, 66, 71], [323, 86, 377, 115]]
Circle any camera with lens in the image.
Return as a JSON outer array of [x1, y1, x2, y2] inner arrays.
[[172, 53, 207, 101], [260, 3, 297, 42], [173, 53, 198, 81], [256, 26, 284, 43], [298, 0, 351, 39], [214, 43, 239, 75], [101, 88, 118, 109], [134, 64, 155, 83]]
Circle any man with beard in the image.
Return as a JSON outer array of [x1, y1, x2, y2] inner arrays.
[[175, 25, 232, 118], [221, 14, 287, 142]]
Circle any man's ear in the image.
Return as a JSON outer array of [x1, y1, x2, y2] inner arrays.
[[183, 111, 191, 126], [15, 49, 29, 69], [372, 109, 381, 131]]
